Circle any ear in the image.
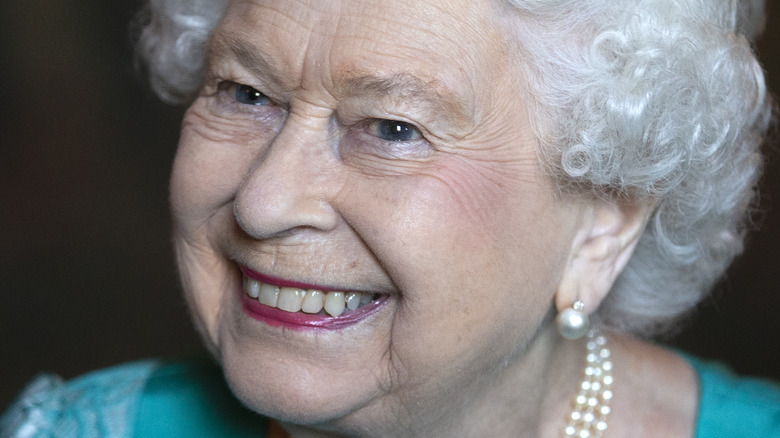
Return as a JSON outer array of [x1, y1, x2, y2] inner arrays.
[[555, 199, 654, 315]]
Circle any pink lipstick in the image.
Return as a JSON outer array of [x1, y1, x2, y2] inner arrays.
[[239, 266, 387, 330]]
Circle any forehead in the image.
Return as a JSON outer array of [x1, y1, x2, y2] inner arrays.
[[212, 0, 511, 101]]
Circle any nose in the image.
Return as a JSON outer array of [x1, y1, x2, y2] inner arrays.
[[233, 120, 340, 239]]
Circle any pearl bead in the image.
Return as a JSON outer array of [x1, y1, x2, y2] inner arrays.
[[562, 329, 612, 438], [556, 307, 590, 339]]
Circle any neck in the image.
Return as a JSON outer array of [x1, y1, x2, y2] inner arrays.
[[455, 322, 587, 438]]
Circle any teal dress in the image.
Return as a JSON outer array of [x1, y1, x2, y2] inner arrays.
[[2, 355, 779, 437], [686, 356, 780, 437], [0, 359, 267, 437]]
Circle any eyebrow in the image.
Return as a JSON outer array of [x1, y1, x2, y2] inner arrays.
[[341, 74, 475, 131], [209, 32, 475, 129], [343, 74, 440, 100], [207, 31, 287, 87]]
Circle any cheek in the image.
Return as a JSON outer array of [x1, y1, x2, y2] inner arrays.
[[170, 110, 263, 233], [338, 154, 574, 375], [355, 154, 564, 274], [169, 108, 269, 347]]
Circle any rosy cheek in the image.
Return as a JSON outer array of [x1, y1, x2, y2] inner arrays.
[[420, 157, 527, 233], [336, 162, 507, 277]]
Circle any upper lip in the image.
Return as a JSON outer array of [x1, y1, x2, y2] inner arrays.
[[239, 264, 394, 295]]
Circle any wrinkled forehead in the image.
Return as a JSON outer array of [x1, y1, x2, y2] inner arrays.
[[212, 0, 514, 104]]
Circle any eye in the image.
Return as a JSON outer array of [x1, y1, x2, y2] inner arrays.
[[368, 119, 423, 142], [234, 84, 271, 106]]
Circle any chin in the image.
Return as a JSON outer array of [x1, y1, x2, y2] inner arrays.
[[216, 329, 394, 428], [191, 263, 398, 428]]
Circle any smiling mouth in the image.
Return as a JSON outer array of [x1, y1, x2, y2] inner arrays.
[[243, 274, 380, 317], [240, 266, 384, 321]]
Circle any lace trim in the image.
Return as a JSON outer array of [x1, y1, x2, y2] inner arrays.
[[1, 360, 161, 438]]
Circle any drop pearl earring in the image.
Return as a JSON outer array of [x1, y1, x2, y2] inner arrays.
[[556, 300, 590, 340]]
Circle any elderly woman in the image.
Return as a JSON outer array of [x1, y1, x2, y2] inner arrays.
[[2, 0, 779, 436]]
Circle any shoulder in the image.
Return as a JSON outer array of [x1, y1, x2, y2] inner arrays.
[[685, 355, 780, 438], [0, 359, 161, 437], [1, 359, 268, 438]]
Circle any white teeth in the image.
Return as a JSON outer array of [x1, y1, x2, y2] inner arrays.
[[244, 276, 260, 298], [301, 290, 324, 314], [277, 287, 305, 312], [243, 276, 377, 316], [345, 292, 360, 311], [324, 292, 346, 317], [258, 283, 279, 307]]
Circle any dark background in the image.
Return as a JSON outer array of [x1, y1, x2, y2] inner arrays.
[[1, 1, 779, 410]]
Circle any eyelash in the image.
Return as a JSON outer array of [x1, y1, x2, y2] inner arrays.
[[205, 81, 283, 126], [365, 119, 423, 143], [216, 81, 272, 107], [349, 119, 431, 160], [230, 83, 271, 106]]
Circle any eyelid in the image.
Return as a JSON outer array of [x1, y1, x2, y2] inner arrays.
[[344, 121, 434, 161], [233, 82, 271, 106], [201, 80, 286, 126], [217, 80, 260, 96], [213, 80, 279, 110], [366, 119, 424, 142]]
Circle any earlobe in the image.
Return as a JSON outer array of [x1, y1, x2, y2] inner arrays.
[[555, 199, 654, 315]]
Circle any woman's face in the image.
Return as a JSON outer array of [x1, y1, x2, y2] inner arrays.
[[171, 0, 588, 432]]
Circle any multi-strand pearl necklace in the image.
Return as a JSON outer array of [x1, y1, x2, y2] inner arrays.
[[563, 330, 613, 438]]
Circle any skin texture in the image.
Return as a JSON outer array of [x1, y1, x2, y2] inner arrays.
[[169, 0, 696, 436]]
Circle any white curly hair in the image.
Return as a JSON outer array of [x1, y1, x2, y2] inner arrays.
[[135, 0, 772, 337]]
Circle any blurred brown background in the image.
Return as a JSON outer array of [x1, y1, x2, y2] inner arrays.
[[1, 1, 779, 410]]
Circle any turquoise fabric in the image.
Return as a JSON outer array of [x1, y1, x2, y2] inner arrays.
[[0, 360, 160, 437], [132, 359, 267, 437], [687, 356, 780, 438], [3, 354, 780, 437], [0, 359, 267, 438]]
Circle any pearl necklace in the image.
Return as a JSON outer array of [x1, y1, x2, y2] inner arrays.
[[563, 330, 613, 438]]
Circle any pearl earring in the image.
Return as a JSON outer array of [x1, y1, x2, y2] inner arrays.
[[556, 300, 590, 340]]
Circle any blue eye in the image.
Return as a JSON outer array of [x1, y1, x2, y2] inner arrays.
[[234, 84, 270, 105], [371, 120, 422, 142]]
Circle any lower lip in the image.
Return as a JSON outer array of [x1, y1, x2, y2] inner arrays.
[[241, 292, 388, 330]]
